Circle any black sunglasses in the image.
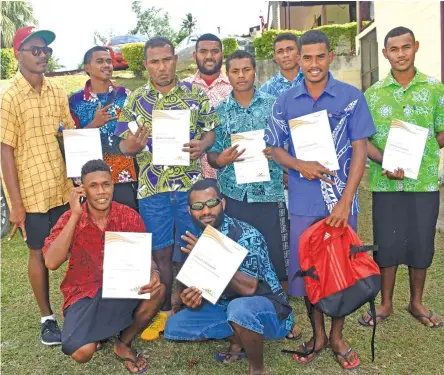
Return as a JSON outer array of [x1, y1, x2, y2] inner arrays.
[[190, 198, 222, 211], [19, 46, 53, 57]]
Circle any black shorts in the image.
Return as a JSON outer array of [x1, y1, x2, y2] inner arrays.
[[25, 204, 69, 250], [372, 192, 440, 269], [113, 182, 138, 212]]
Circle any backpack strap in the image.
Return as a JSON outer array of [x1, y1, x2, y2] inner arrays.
[[369, 299, 377, 362], [292, 266, 320, 281], [350, 245, 378, 255]]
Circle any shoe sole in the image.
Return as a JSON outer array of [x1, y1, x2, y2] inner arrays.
[[41, 340, 62, 346]]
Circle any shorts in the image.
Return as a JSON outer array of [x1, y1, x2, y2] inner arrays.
[[138, 191, 200, 263], [25, 204, 69, 250]]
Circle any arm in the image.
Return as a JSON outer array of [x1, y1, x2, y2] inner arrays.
[[367, 139, 383, 164], [227, 270, 258, 296], [437, 131, 444, 148]]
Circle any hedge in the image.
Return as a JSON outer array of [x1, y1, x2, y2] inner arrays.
[[222, 38, 239, 57], [1, 48, 17, 79], [253, 22, 364, 60], [121, 43, 145, 77]]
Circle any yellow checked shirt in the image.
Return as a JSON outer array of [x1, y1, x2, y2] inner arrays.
[[0, 71, 74, 213]]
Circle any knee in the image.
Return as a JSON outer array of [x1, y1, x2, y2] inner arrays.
[[226, 298, 253, 323], [71, 343, 96, 363]]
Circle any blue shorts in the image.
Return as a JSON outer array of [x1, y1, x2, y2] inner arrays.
[[164, 296, 290, 341], [138, 191, 200, 262]]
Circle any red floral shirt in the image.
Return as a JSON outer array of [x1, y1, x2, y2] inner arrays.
[[42, 202, 146, 314]]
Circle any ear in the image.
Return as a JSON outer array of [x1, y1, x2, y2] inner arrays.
[[328, 51, 335, 63], [173, 54, 178, 63], [382, 48, 388, 60], [192, 51, 196, 60], [296, 54, 301, 64], [414, 41, 419, 53], [143, 59, 148, 71], [84, 63, 90, 75]]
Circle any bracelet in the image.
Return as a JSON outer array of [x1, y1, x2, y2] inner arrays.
[[151, 269, 160, 277]]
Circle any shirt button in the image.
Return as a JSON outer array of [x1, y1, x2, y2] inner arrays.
[[45, 131, 48, 134], [313, 103, 317, 108]]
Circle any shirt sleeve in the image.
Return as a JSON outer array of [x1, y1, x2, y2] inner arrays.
[[348, 92, 376, 141], [434, 84, 444, 133], [115, 90, 137, 140], [196, 87, 220, 133], [208, 105, 226, 154], [264, 96, 290, 147], [0, 91, 18, 148], [69, 96, 82, 129], [236, 228, 267, 279], [59, 89, 75, 130], [42, 210, 72, 258]]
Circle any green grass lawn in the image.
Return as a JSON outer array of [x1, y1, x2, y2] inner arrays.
[[1, 179, 444, 375]]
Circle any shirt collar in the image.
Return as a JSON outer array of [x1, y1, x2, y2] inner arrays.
[[381, 68, 428, 88], [277, 69, 303, 84], [226, 87, 263, 109], [190, 70, 230, 87], [14, 70, 52, 96], [77, 201, 118, 230], [83, 79, 115, 101], [292, 72, 337, 99], [146, 76, 185, 97]]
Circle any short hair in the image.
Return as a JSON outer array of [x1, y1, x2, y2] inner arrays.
[[144, 36, 175, 59], [225, 50, 256, 72], [300, 30, 330, 52], [196, 33, 222, 51], [83, 46, 109, 65], [273, 32, 300, 52], [384, 26, 415, 48], [81, 159, 111, 182], [188, 179, 221, 205]]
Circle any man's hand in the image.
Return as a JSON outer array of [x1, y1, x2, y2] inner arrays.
[[121, 125, 149, 154], [90, 103, 117, 128], [180, 286, 203, 308], [215, 145, 246, 167], [297, 160, 336, 185], [69, 187, 85, 218], [283, 168, 289, 189], [139, 271, 162, 297], [8, 202, 27, 241], [326, 199, 351, 228], [180, 231, 199, 254], [182, 139, 205, 160], [263, 147, 273, 160], [382, 168, 404, 180]]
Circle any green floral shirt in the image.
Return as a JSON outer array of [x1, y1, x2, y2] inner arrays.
[[115, 79, 220, 198], [365, 70, 444, 192]]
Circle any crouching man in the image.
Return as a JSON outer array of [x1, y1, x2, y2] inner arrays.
[[164, 179, 294, 375], [43, 160, 165, 374]]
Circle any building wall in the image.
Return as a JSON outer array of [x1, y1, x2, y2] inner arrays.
[[280, 5, 323, 30], [325, 4, 350, 25]]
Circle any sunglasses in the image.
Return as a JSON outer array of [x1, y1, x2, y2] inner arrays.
[[19, 46, 53, 57], [190, 198, 221, 211]]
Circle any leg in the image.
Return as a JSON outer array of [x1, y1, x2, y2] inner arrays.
[[407, 267, 442, 327], [28, 249, 52, 317], [153, 247, 173, 311], [231, 323, 265, 375], [71, 343, 96, 364], [330, 317, 360, 369]]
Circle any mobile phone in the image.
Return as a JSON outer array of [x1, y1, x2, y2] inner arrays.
[[79, 196, 86, 204]]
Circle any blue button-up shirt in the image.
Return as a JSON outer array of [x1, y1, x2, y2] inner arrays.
[[265, 73, 375, 216], [209, 89, 285, 203], [260, 70, 304, 98]]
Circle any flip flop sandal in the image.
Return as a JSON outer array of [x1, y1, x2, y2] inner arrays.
[[358, 309, 389, 327], [406, 307, 444, 328], [215, 350, 247, 363], [333, 347, 361, 370], [289, 341, 328, 365], [95, 339, 109, 352], [286, 332, 302, 340], [115, 352, 148, 374]]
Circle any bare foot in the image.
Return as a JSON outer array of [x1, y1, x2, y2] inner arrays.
[[286, 325, 302, 339]]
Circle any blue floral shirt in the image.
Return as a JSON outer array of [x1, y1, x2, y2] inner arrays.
[[217, 215, 293, 328], [260, 70, 304, 98], [209, 90, 285, 203]]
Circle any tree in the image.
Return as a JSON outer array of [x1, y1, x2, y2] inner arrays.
[[93, 29, 117, 46], [1, 1, 38, 48], [181, 13, 197, 36], [129, 1, 176, 41], [46, 56, 65, 73], [174, 29, 188, 46]]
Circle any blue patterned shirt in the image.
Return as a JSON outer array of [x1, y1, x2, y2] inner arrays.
[[217, 215, 293, 327], [260, 70, 304, 98], [209, 89, 285, 203], [265, 74, 376, 216]]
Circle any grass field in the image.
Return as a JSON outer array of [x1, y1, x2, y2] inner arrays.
[[1, 175, 444, 375]]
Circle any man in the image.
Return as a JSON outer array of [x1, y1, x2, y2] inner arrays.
[[0, 26, 75, 345], [69, 46, 138, 210], [264, 30, 375, 369], [43, 160, 165, 374], [115, 36, 219, 341], [260, 33, 303, 98], [164, 179, 293, 375], [359, 27, 443, 329], [184, 33, 232, 179]]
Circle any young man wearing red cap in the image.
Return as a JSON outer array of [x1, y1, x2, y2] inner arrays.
[[1, 26, 75, 345]]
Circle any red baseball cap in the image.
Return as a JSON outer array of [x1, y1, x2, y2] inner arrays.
[[13, 26, 56, 55]]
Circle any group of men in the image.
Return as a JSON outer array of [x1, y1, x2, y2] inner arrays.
[[1, 23, 443, 374]]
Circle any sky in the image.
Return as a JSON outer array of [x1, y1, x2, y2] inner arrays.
[[30, 0, 268, 69]]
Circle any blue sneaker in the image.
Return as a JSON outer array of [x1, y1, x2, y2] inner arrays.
[[41, 320, 62, 346]]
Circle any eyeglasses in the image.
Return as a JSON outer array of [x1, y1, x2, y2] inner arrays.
[[19, 46, 53, 57], [190, 198, 221, 211]]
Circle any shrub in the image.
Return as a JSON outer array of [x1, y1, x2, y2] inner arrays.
[[121, 43, 145, 77], [1, 48, 17, 79], [222, 38, 239, 57], [253, 22, 363, 60]]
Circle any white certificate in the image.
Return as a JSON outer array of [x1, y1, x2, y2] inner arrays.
[[63, 129, 103, 177], [152, 110, 190, 166], [382, 119, 428, 180], [289, 110, 339, 171], [231, 130, 271, 184], [102, 232, 152, 299], [176, 225, 248, 304]]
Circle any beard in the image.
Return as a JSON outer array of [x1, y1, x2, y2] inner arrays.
[[196, 58, 223, 76], [192, 210, 225, 230]]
